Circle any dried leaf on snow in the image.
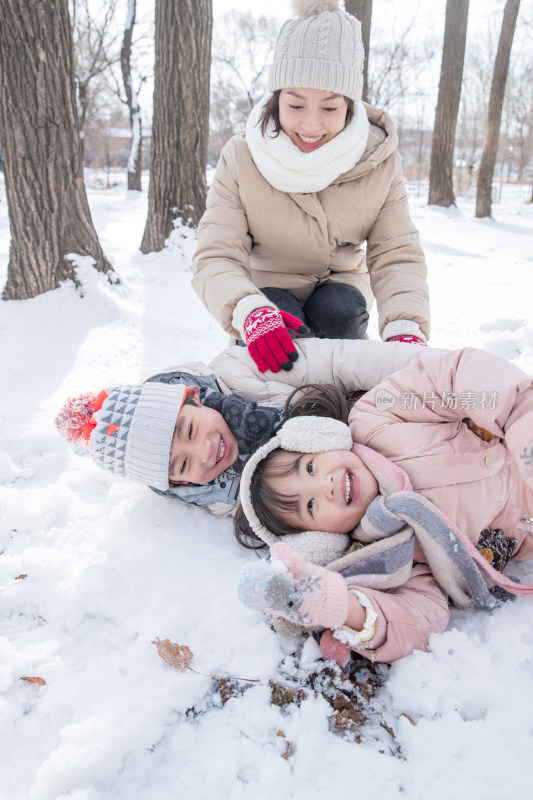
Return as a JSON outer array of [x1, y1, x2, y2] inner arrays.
[[152, 638, 193, 671]]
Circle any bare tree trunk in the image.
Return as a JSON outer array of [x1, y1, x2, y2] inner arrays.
[[428, 0, 469, 207], [475, 0, 521, 218], [121, 0, 142, 191], [140, 0, 212, 252], [345, 0, 372, 103], [0, 0, 114, 300]]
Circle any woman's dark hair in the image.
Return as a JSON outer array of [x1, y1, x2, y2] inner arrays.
[[259, 90, 355, 137], [233, 383, 348, 551]]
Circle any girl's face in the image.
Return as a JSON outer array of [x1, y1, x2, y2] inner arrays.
[[265, 449, 378, 534], [278, 87, 349, 153]]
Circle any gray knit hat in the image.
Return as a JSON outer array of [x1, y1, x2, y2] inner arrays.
[[55, 382, 186, 490], [268, 1, 364, 103]]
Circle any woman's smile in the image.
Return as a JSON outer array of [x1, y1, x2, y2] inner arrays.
[[278, 88, 349, 153]]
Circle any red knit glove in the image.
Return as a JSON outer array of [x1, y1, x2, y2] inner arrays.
[[387, 334, 427, 346], [243, 306, 309, 373]]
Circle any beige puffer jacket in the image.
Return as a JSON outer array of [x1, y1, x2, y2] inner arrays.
[[192, 104, 430, 341]]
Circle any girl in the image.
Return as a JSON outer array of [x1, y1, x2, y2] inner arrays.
[[236, 347, 533, 663], [192, 1, 429, 374]]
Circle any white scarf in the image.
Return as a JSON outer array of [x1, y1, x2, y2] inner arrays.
[[245, 94, 369, 194]]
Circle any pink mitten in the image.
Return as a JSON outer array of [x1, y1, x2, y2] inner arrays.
[[319, 629, 351, 668], [243, 306, 308, 373], [238, 543, 349, 630]]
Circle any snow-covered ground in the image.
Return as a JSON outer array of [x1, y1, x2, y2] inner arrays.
[[1, 169, 533, 800]]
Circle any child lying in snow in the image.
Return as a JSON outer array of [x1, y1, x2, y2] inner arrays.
[[55, 338, 420, 517], [236, 347, 533, 664]]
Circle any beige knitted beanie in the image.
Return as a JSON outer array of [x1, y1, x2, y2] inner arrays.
[[268, 1, 364, 103]]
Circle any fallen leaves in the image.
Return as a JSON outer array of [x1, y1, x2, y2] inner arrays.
[[152, 638, 193, 671], [276, 730, 293, 760], [214, 677, 241, 705], [20, 676, 46, 686], [151, 639, 408, 755], [152, 638, 259, 685]]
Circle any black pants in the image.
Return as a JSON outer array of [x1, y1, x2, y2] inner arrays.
[[262, 283, 369, 339]]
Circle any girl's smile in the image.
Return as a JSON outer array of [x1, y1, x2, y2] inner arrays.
[[265, 448, 378, 534]]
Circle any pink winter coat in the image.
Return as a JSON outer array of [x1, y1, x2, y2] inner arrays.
[[346, 347, 533, 663]]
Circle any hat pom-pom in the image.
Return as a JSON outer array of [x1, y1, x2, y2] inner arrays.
[[290, 0, 341, 19], [55, 393, 96, 443]]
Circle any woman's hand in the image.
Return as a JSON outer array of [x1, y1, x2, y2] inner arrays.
[[243, 306, 309, 373]]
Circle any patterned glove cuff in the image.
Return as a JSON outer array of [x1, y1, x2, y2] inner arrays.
[[232, 295, 277, 340], [382, 320, 426, 342]]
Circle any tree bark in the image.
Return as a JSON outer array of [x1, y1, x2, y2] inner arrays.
[[140, 0, 213, 252], [428, 0, 469, 207], [475, 0, 521, 218], [345, 0, 372, 103], [0, 0, 113, 300], [121, 0, 142, 191]]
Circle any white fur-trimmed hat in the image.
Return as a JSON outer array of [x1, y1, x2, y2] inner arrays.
[[268, 1, 364, 103], [239, 415, 353, 565]]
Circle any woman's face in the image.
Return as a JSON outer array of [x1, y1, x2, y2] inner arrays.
[[278, 87, 349, 153], [265, 449, 378, 534]]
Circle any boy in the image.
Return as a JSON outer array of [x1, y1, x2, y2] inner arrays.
[[56, 338, 424, 516]]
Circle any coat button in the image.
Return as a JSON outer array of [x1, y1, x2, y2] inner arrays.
[[484, 456, 492, 467]]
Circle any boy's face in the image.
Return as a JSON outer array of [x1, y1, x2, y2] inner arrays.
[[168, 387, 238, 485], [266, 449, 378, 534]]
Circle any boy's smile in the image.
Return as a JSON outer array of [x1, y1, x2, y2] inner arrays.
[[266, 448, 378, 534], [168, 386, 238, 485]]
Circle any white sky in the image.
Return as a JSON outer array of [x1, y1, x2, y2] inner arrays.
[[212, 0, 532, 35]]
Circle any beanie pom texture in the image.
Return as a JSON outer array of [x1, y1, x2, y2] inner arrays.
[[291, 0, 341, 18], [55, 393, 97, 443]]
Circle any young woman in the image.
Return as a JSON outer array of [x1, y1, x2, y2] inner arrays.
[[236, 347, 533, 663], [192, 0, 430, 374]]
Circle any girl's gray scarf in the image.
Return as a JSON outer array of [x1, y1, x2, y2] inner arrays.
[[239, 417, 533, 611], [325, 444, 533, 610]]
